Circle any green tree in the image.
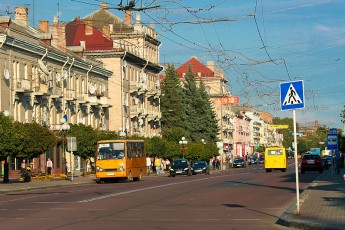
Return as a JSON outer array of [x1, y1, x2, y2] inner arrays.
[[182, 66, 201, 141], [160, 64, 186, 137], [196, 80, 219, 143], [68, 124, 98, 176], [13, 122, 55, 160], [0, 113, 16, 183]]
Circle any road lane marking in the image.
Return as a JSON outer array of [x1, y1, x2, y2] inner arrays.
[[18, 209, 39, 211], [78, 175, 228, 203], [232, 219, 261, 221]]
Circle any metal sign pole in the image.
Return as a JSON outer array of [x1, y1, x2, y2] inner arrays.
[[293, 110, 300, 215]]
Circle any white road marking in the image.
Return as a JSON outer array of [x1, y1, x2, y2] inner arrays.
[[18, 209, 39, 211], [232, 219, 261, 221]]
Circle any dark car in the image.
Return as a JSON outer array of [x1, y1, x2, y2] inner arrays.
[[321, 157, 330, 169], [170, 159, 192, 177], [258, 156, 265, 164], [301, 154, 323, 174], [192, 161, 210, 175], [233, 158, 245, 168], [248, 156, 258, 165]]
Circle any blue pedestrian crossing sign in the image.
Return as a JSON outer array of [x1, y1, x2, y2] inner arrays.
[[280, 80, 305, 111]]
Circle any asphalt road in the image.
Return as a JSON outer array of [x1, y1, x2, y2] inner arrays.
[[0, 161, 319, 230]]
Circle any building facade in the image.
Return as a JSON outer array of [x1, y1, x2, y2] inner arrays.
[[0, 7, 112, 174]]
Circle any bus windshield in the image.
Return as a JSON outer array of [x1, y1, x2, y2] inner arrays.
[[267, 149, 283, 155], [97, 142, 125, 160]]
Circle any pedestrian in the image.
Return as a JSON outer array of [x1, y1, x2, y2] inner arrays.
[[65, 161, 69, 174], [46, 158, 53, 175], [20, 160, 26, 180], [165, 158, 170, 171], [146, 156, 151, 176], [154, 157, 162, 176]]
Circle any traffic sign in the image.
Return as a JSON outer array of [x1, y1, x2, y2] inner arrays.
[[329, 128, 337, 134], [327, 134, 338, 150], [280, 80, 305, 111]]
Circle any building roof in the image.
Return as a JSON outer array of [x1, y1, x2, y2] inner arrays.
[[176, 57, 215, 78], [83, 7, 133, 33]]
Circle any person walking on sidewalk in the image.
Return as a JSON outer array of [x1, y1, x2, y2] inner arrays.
[[47, 158, 53, 175], [154, 157, 162, 176], [20, 160, 26, 180], [146, 156, 151, 176]]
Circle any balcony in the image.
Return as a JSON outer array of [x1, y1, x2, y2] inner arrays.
[[99, 97, 110, 108], [86, 96, 98, 106], [147, 88, 161, 98], [65, 91, 77, 101], [138, 84, 148, 95], [147, 111, 161, 121], [130, 82, 140, 93], [14, 79, 32, 93]]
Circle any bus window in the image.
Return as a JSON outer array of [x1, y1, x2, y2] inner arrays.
[[268, 150, 283, 155]]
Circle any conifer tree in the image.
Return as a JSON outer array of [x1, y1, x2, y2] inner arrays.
[[160, 64, 187, 138]]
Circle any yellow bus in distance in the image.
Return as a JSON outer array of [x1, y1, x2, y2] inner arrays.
[[264, 147, 287, 172], [96, 140, 146, 183]]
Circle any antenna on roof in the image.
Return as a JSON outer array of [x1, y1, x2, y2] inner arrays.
[[57, 0, 60, 21], [114, 0, 159, 11]]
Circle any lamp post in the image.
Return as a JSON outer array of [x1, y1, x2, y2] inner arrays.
[[119, 127, 126, 139], [56, 117, 70, 175], [179, 137, 188, 159]]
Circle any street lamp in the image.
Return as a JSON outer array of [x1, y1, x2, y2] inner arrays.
[[119, 127, 126, 139], [179, 137, 188, 159], [56, 117, 70, 175]]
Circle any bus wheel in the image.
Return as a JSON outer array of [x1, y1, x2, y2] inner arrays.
[[127, 172, 133, 182]]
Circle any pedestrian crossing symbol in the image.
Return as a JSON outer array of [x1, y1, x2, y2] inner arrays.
[[280, 80, 304, 111]]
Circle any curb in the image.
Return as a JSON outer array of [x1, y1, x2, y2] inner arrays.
[[276, 169, 344, 230]]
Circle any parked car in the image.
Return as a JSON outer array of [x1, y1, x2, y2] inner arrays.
[[301, 154, 323, 174], [248, 156, 258, 165], [170, 159, 192, 177], [321, 157, 330, 169], [233, 158, 245, 168], [192, 161, 210, 175], [258, 156, 265, 164]]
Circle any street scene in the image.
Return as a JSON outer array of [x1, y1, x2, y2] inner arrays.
[[1, 1, 345, 229], [0, 160, 344, 230]]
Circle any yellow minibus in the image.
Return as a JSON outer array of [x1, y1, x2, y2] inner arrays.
[[96, 139, 146, 183], [264, 147, 287, 172]]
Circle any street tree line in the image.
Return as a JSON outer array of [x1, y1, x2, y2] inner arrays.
[[0, 65, 221, 180]]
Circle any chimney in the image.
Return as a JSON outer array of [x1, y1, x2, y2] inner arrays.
[[84, 20, 93, 35], [50, 16, 66, 50], [124, 10, 132, 23], [207, 61, 214, 71], [38, 20, 49, 33], [102, 25, 110, 38], [15, 6, 29, 27], [100, 2, 108, 9]]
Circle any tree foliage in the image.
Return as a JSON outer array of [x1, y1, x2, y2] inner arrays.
[[160, 64, 186, 134], [13, 122, 55, 159], [0, 113, 16, 160]]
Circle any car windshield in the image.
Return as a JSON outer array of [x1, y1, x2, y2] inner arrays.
[[303, 155, 320, 160], [173, 159, 188, 166], [193, 162, 206, 167], [234, 158, 243, 162]]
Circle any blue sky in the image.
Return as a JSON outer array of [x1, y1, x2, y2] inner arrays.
[[1, 0, 345, 130]]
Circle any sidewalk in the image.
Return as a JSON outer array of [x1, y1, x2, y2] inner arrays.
[[277, 167, 345, 230], [0, 176, 96, 194]]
